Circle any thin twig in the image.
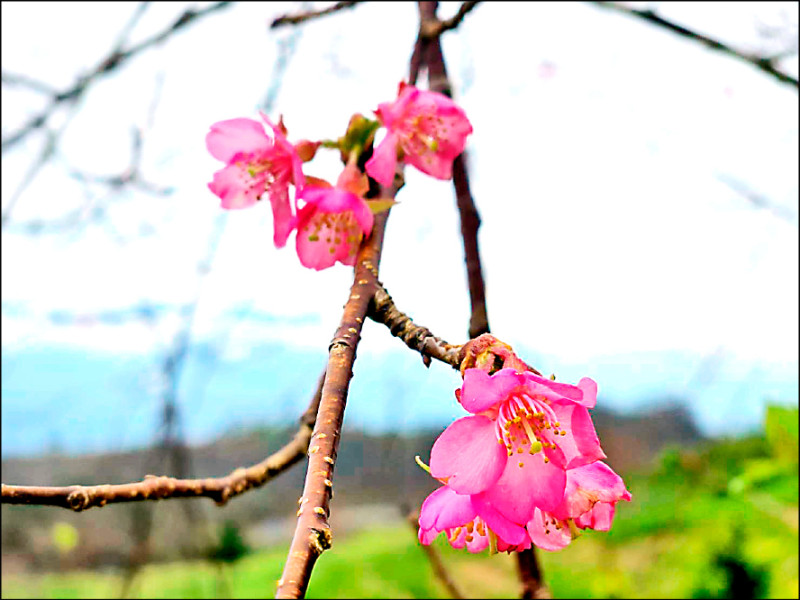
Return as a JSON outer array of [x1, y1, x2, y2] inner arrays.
[[270, 1, 361, 29], [404, 508, 465, 599], [1, 372, 325, 511], [419, 1, 489, 338], [1, 2, 232, 153], [717, 173, 797, 223], [368, 282, 462, 369], [275, 186, 398, 598], [1, 72, 59, 95], [591, 1, 799, 89]]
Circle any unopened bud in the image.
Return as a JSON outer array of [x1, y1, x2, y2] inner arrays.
[[295, 139, 320, 162]]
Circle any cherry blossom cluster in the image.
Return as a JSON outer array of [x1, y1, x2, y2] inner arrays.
[[206, 82, 472, 270], [206, 86, 628, 555], [418, 335, 631, 553]]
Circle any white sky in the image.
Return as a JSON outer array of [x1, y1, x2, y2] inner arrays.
[[1, 2, 798, 447]]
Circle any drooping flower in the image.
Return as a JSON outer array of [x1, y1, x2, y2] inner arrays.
[[365, 82, 473, 185], [418, 485, 530, 554], [206, 112, 306, 247], [527, 461, 632, 551], [294, 164, 374, 270], [429, 368, 605, 525]]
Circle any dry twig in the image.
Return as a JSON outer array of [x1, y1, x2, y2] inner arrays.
[[1, 2, 232, 153], [1, 372, 325, 511], [405, 508, 465, 599], [270, 1, 361, 29], [275, 198, 397, 598], [591, 1, 799, 89]]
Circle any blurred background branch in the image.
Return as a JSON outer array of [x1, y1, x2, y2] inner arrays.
[[592, 1, 799, 88]]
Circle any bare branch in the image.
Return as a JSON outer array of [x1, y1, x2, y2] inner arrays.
[[270, 1, 361, 29], [404, 508, 465, 599], [590, 1, 799, 89], [276, 186, 398, 599], [369, 282, 462, 369], [1, 371, 325, 511], [421, 1, 481, 39], [717, 174, 797, 224], [1, 72, 59, 95], [418, 1, 489, 338], [1, 2, 232, 153]]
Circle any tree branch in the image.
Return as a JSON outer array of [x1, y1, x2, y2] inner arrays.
[[404, 508, 465, 599], [368, 282, 462, 369], [517, 547, 552, 599], [1, 371, 325, 511], [419, 1, 489, 339], [276, 187, 398, 598], [270, 1, 361, 29], [1, 1, 232, 153], [591, 1, 799, 89], [420, 1, 481, 39]]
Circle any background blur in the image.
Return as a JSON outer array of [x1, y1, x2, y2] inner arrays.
[[2, 2, 798, 598]]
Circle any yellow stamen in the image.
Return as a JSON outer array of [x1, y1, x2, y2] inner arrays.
[[449, 527, 462, 543], [414, 455, 431, 474]]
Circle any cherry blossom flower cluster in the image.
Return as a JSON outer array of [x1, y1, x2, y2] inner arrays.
[[206, 87, 629, 555], [417, 335, 631, 553], [206, 83, 472, 270]]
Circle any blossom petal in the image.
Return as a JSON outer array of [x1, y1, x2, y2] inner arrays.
[[208, 163, 261, 209], [206, 118, 271, 163], [550, 403, 606, 469], [523, 372, 587, 404], [470, 494, 528, 546], [365, 133, 399, 186], [527, 508, 572, 552], [552, 462, 630, 521], [268, 186, 296, 248], [259, 112, 305, 189], [465, 533, 490, 553], [479, 450, 567, 520], [430, 415, 506, 494], [294, 187, 373, 270], [577, 378, 598, 408], [575, 502, 616, 531], [403, 146, 455, 181], [460, 368, 524, 414], [418, 486, 476, 532]]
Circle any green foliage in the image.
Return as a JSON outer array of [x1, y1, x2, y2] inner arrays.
[[209, 520, 250, 564], [51, 522, 79, 554], [765, 405, 799, 464]]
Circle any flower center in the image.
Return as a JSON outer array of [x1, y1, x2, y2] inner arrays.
[[447, 517, 490, 549], [494, 392, 566, 466], [303, 211, 362, 256], [400, 113, 443, 161]]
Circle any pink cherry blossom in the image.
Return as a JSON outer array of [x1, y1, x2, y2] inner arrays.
[[429, 368, 605, 525], [365, 82, 473, 185], [294, 165, 374, 270], [418, 485, 530, 554], [206, 112, 305, 248], [527, 461, 631, 551]]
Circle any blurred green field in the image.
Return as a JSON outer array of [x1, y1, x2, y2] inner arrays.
[[2, 406, 797, 599]]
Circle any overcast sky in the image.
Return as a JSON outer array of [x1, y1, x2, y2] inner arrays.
[[2, 2, 798, 455]]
